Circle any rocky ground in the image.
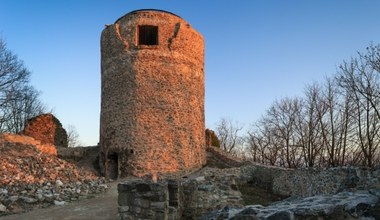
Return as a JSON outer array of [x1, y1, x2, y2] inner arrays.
[[203, 191, 380, 219], [0, 136, 108, 216], [199, 163, 380, 220]]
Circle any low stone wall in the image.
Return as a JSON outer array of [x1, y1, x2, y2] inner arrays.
[[240, 164, 380, 197], [117, 168, 243, 219], [57, 146, 99, 162], [181, 169, 243, 218]]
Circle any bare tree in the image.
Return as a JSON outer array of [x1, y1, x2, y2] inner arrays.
[[0, 39, 29, 96], [3, 86, 46, 133], [215, 117, 243, 154], [245, 44, 380, 168], [316, 78, 353, 167], [66, 124, 82, 147], [260, 97, 303, 167], [0, 38, 46, 133], [247, 123, 274, 165], [246, 128, 262, 163], [336, 45, 380, 167], [363, 44, 380, 77], [294, 83, 324, 167]]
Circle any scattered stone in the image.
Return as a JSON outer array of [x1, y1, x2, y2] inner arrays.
[[53, 200, 66, 206], [117, 206, 128, 214], [0, 203, 7, 212], [8, 196, 19, 203], [55, 180, 63, 187], [20, 196, 37, 204], [195, 176, 205, 182], [0, 189, 8, 195]]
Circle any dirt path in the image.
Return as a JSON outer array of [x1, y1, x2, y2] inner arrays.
[[0, 181, 119, 220]]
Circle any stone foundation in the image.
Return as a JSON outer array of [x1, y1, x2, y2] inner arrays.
[[118, 181, 170, 220], [117, 168, 242, 219]]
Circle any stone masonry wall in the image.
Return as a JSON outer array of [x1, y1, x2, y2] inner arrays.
[[118, 168, 243, 220], [100, 10, 206, 178], [23, 113, 68, 148], [240, 164, 380, 197], [118, 165, 380, 219], [118, 180, 170, 219]]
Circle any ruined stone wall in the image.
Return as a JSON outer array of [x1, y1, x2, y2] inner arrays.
[[117, 165, 380, 219], [117, 168, 242, 220], [240, 164, 380, 197], [23, 113, 68, 148], [100, 10, 206, 178]]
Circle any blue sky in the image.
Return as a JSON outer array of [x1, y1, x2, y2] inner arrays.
[[1, 1, 380, 145]]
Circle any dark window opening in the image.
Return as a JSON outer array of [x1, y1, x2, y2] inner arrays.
[[138, 25, 158, 45]]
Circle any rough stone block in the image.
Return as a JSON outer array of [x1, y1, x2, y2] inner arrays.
[[151, 202, 166, 209], [136, 183, 151, 192], [118, 206, 129, 213], [134, 198, 150, 208]]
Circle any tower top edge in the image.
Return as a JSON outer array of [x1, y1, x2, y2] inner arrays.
[[114, 9, 182, 24]]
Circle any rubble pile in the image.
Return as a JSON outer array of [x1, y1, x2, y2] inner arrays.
[[0, 133, 57, 156], [0, 137, 107, 215]]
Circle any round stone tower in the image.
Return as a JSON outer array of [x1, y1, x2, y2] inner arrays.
[[100, 9, 206, 178]]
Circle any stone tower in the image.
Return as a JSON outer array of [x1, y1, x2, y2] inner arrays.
[[100, 9, 206, 178]]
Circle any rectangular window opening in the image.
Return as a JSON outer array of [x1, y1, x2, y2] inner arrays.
[[138, 25, 158, 46]]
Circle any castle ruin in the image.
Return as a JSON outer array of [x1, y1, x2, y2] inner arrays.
[[23, 113, 68, 148], [99, 9, 206, 178]]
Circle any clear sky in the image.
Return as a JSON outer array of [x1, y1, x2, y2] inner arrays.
[[1, 1, 380, 146]]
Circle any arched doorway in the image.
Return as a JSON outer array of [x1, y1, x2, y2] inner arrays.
[[106, 152, 118, 179]]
